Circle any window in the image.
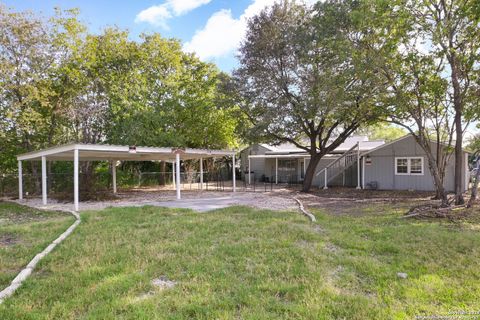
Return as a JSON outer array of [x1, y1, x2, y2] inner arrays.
[[410, 158, 423, 174], [395, 157, 423, 175], [396, 158, 408, 174]]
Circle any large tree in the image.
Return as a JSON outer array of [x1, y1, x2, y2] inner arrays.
[[0, 5, 241, 178], [411, 0, 480, 204], [235, 0, 382, 191], [366, 0, 480, 205], [0, 5, 55, 171]]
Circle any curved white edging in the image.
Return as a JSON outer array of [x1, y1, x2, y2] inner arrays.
[[293, 196, 316, 222], [0, 209, 80, 304]]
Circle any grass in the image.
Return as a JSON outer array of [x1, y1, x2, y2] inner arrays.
[[0, 202, 75, 289], [0, 202, 479, 319]]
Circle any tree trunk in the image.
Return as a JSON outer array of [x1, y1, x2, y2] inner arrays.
[[467, 158, 479, 208], [302, 153, 321, 192], [159, 161, 166, 186], [450, 55, 465, 205], [425, 154, 448, 207], [454, 110, 464, 205]]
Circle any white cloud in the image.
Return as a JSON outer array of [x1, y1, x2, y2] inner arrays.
[[169, 0, 212, 15], [184, 0, 277, 60], [183, 9, 244, 60], [184, 0, 317, 60], [135, 0, 212, 29], [135, 5, 172, 28]]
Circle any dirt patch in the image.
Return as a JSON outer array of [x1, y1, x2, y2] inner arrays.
[[0, 201, 69, 224], [0, 234, 20, 247], [295, 187, 436, 215], [307, 187, 435, 200], [12, 189, 299, 212], [52, 191, 120, 202]]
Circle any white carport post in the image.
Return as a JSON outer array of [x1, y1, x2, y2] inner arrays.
[[41, 156, 47, 205], [175, 153, 181, 200], [200, 157, 203, 190], [356, 142, 361, 189], [112, 160, 117, 194], [248, 157, 251, 184], [74, 149, 79, 211], [362, 155, 365, 189], [18, 160, 23, 200], [172, 162, 176, 189], [232, 154, 236, 192], [275, 157, 278, 184]]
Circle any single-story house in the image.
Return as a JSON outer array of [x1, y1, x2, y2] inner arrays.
[[239, 134, 470, 192]]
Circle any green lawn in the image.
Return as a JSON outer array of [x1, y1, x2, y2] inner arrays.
[[0, 202, 479, 319], [0, 202, 75, 288]]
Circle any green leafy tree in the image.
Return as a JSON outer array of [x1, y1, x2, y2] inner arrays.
[[364, 0, 480, 204], [235, 0, 383, 191], [411, 0, 480, 204], [0, 5, 54, 173], [356, 124, 407, 142]]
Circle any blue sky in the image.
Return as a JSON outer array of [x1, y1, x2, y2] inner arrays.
[[3, 0, 287, 72]]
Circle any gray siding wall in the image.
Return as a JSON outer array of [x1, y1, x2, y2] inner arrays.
[[240, 145, 269, 181], [364, 135, 467, 192], [241, 136, 468, 192]]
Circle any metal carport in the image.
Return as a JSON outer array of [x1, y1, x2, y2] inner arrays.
[[17, 144, 236, 211]]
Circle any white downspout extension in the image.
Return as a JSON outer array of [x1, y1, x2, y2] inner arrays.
[[175, 153, 181, 200], [18, 160, 23, 200], [112, 160, 117, 194], [200, 157, 203, 190], [41, 156, 47, 205], [356, 142, 361, 189], [248, 157, 251, 184], [275, 157, 278, 184], [74, 149, 79, 212], [232, 154, 236, 192], [324, 170, 328, 189]]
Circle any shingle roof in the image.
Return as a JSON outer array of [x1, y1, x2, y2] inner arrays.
[[260, 136, 385, 155]]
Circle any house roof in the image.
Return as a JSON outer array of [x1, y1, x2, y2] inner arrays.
[[256, 136, 385, 155], [360, 133, 471, 156]]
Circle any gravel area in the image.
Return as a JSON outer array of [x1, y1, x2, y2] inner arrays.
[[10, 189, 298, 212]]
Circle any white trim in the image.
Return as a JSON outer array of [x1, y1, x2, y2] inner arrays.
[[395, 157, 424, 176], [248, 154, 340, 159], [18, 161, 23, 200], [112, 160, 117, 194], [17, 143, 235, 161], [175, 153, 181, 200], [248, 157, 251, 184], [232, 154, 236, 192], [74, 149, 79, 211], [41, 156, 47, 205], [356, 143, 361, 189], [362, 156, 365, 189], [200, 158, 203, 190]]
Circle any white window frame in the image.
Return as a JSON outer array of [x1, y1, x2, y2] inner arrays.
[[395, 157, 424, 176]]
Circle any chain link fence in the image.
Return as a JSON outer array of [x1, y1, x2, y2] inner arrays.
[[0, 169, 304, 199]]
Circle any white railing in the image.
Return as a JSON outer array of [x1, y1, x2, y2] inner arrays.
[[316, 142, 359, 189]]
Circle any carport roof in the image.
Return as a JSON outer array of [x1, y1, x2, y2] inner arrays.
[[17, 143, 236, 161]]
